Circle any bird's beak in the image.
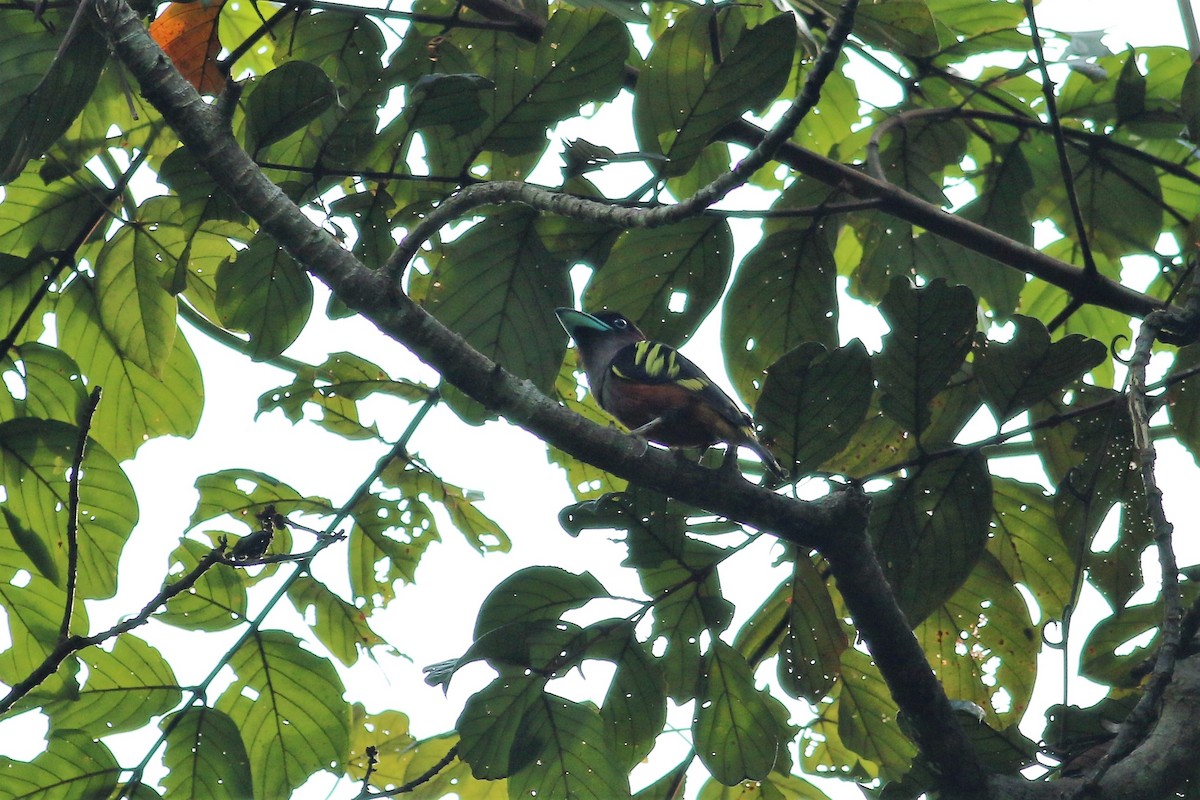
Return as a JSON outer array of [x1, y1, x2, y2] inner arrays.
[[555, 308, 611, 337]]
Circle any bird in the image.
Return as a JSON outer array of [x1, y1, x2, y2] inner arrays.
[[555, 308, 787, 482]]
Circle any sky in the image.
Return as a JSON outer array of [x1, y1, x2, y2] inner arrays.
[[1, 0, 1197, 797]]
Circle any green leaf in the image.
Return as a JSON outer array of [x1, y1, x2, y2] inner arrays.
[[989, 478, 1075, 621], [721, 227, 839, 405], [1053, 387, 1150, 609], [780, 556, 848, 703], [869, 451, 992, 625], [45, 634, 180, 735], [421, 207, 570, 395], [457, 672, 547, 778], [425, 8, 630, 173], [0, 729, 119, 798], [189, 468, 332, 529], [347, 708, 501, 798], [288, 575, 387, 667], [584, 216, 733, 346], [0, 10, 107, 183], [56, 279, 204, 461], [1184, 61, 1200, 141], [157, 537, 248, 631], [0, 569, 87, 689], [1, 506, 58, 585], [0, 254, 48, 350], [1115, 48, 1147, 123], [1167, 343, 1200, 462], [161, 706, 254, 799], [256, 14, 394, 173], [216, 234, 314, 361], [837, 649, 919, 780], [16, 344, 87, 426], [975, 315, 1107, 424], [596, 627, 666, 771], [215, 630, 350, 799], [1079, 601, 1163, 688], [348, 490, 439, 605], [756, 341, 873, 476], [875, 277, 977, 434], [0, 418, 138, 600], [697, 770, 836, 799], [381, 461, 510, 553], [694, 640, 782, 784], [915, 553, 1038, 726], [633, 8, 795, 175], [94, 215, 181, 376], [819, 377, 980, 479], [244, 61, 336, 153], [406, 73, 494, 135], [508, 694, 633, 799], [0, 167, 106, 258], [804, 0, 939, 56], [474, 566, 608, 638]]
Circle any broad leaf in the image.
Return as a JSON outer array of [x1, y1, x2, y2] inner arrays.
[[634, 7, 795, 176], [161, 706, 254, 799], [976, 316, 1107, 424], [585, 216, 733, 346], [869, 451, 992, 625], [45, 634, 180, 735], [422, 207, 570, 396], [694, 639, 784, 784], [215, 630, 350, 798], [756, 341, 873, 475], [722, 227, 840, 405], [875, 277, 977, 434]]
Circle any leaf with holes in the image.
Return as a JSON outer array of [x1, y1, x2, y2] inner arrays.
[[869, 451, 992, 625], [584, 217, 733, 346], [633, 7, 794, 176], [45, 634, 180, 735], [216, 234, 313, 361], [722, 227, 840, 405], [215, 630, 349, 798], [756, 341, 872, 476], [160, 706, 254, 799], [976, 316, 1106, 424], [875, 277, 976, 434], [694, 639, 785, 784]]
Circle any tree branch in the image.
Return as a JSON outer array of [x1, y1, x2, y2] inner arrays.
[[57, 386, 102, 643], [1022, 0, 1097, 275], [0, 542, 227, 716], [382, 0, 861, 280]]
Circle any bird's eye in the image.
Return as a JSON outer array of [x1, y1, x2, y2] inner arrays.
[[612, 318, 628, 329]]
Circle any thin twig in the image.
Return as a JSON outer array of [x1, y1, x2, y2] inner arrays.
[[1023, 0, 1097, 275], [361, 743, 460, 798], [0, 542, 228, 715], [57, 386, 102, 643], [381, 0, 862, 281]]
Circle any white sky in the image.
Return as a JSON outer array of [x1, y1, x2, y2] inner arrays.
[[1, 1, 1198, 798]]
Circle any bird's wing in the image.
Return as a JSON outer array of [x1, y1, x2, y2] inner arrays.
[[607, 340, 752, 429]]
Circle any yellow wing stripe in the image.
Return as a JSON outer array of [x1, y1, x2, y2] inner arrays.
[[633, 340, 683, 379]]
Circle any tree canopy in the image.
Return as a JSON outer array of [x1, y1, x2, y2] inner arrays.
[[1, 0, 1199, 798]]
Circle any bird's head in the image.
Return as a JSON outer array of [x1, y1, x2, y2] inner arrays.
[[556, 308, 646, 373]]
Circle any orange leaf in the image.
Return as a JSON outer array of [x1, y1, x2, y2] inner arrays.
[[149, 1, 227, 95]]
